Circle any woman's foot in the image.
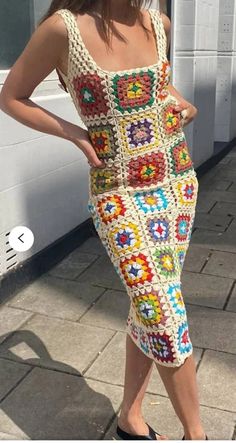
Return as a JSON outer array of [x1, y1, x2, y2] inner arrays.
[[183, 429, 208, 440], [117, 415, 168, 440]]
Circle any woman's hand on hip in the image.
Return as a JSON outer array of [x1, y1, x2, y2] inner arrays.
[[71, 126, 104, 168], [173, 101, 198, 127]]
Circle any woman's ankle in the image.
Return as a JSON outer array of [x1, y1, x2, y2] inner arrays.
[[184, 426, 206, 440], [118, 410, 142, 425]]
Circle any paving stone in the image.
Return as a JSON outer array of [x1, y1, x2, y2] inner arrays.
[[210, 201, 236, 217], [48, 252, 98, 280], [213, 167, 236, 181], [0, 431, 28, 440], [85, 332, 203, 397], [183, 246, 211, 272], [202, 250, 236, 279], [198, 165, 222, 184], [225, 283, 236, 312], [182, 271, 233, 309], [227, 146, 236, 157], [227, 182, 236, 193], [0, 358, 31, 401], [198, 173, 231, 191], [191, 228, 236, 253], [187, 305, 236, 354], [0, 306, 32, 345], [198, 190, 236, 204], [193, 405, 236, 440], [0, 314, 114, 374], [8, 274, 104, 321], [209, 180, 232, 191], [77, 236, 106, 255], [193, 212, 233, 231], [0, 367, 123, 440], [104, 392, 236, 440], [226, 157, 236, 167], [195, 196, 216, 213], [197, 350, 236, 413], [76, 255, 124, 290], [80, 290, 129, 331]]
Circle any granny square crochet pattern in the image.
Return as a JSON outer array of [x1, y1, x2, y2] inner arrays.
[[55, 7, 199, 367], [112, 71, 155, 113]]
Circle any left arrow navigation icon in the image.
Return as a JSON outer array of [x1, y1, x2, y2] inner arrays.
[[9, 226, 34, 252]]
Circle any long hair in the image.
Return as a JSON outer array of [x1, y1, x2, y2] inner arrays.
[[38, 0, 153, 92]]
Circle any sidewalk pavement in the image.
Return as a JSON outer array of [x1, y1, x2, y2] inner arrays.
[[0, 147, 236, 440]]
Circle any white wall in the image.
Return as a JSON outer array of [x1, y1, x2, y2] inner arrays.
[[0, 71, 90, 277], [215, 0, 236, 141], [171, 0, 220, 167]]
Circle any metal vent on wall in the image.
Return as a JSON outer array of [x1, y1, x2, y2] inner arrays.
[[0, 231, 18, 278]]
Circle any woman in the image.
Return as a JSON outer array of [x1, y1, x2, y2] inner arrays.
[[0, 0, 208, 440]]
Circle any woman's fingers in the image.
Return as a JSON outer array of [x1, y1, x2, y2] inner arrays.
[[72, 127, 105, 168], [172, 102, 198, 127], [82, 145, 104, 168], [75, 140, 104, 168]]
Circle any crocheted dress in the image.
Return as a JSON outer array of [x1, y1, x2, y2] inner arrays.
[[56, 8, 199, 367]]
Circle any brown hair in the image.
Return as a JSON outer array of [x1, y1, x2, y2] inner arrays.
[[38, 0, 153, 91]]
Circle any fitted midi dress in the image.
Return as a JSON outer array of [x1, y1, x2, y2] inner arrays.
[[56, 8, 199, 367]]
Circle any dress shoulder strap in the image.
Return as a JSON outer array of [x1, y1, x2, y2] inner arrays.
[[149, 8, 168, 62], [54, 9, 77, 52], [54, 8, 90, 80]]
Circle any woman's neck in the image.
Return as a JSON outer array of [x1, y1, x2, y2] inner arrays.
[[92, 0, 136, 21]]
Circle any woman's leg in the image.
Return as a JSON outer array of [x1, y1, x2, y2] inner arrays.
[[156, 354, 206, 440], [118, 334, 168, 439], [118, 335, 206, 440]]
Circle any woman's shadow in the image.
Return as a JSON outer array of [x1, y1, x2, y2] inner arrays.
[[0, 330, 118, 440]]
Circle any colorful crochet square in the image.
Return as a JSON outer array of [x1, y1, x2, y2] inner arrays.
[[148, 331, 175, 363], [132, 290, 167, 327], [88, 124, 117, 159], [177, 321, 193, 354], [134, 188, 169, 213], [176, 245, 187, 269], [109, 222, 141, 255], [147, 217, 170, 243], [139, 330, 150, 354], [158, 61, 171, 90], [130, 322, 139, 340], [162, 102, 182, 135], [90, 168, 118, 195], [157, 87, 169, 101], [167, 282, 186, 316], [170, 139, 193, 175], [127, 152, 166, 188], [97, 195, 126, 224], [175, 178, 198, 206], [73, 74, 109, 117], [175, 214, 191, 242], [120, 253, 153, 287], [119, 113, 159, 155], [154, 247, 178, 279], [87, 201, 100, 231], [112, 71, 155, 113]]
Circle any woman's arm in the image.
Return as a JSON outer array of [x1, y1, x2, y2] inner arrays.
[[160, 12, 198, 126], [0, 14, 103, 168]]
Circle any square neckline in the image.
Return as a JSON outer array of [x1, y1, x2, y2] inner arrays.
[[66, 8, 165, 77]]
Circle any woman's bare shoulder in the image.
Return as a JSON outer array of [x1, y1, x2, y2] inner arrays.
[[37, 11, 68, 39], [159, 11, 171, 37]]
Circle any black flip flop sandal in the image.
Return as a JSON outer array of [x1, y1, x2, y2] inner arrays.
[[116, 423, 161, 440], [182, 434, 208, 440]]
